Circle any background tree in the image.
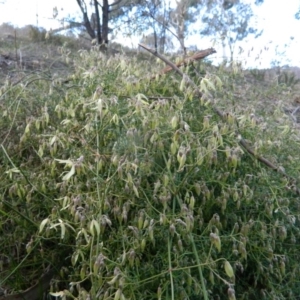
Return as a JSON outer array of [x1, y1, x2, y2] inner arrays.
[[136, 0, 174, 53], [168, 0, 201, 53], [72, 0, 265, 59], [76, 0, 96, 40], [75, 0, 142, 48], [200, 0, 263, 62], [134, 0, 262, 58], [135, 0, 203, 54]]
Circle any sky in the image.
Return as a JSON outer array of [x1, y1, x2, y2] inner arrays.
[[0, 0, 299, 69]]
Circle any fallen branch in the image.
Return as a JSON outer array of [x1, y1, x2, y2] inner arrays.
[[139, 44, 216, 80], [158, 48, 217, 76], [138, 43, 300, 196]]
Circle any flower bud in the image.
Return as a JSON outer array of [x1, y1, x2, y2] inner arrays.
[[224, 260, 234, 278], [227, 287, 236, 300], [171, 115, 179, 129]]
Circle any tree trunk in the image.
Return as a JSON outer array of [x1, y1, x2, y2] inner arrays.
[[102, 0, 109, 46], [76, 0, 96, 39], [159, 2, 167, 53], [94, 0, 102, 44], [84, 12, 96, 39]]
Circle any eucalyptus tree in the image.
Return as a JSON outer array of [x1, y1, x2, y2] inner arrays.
[[135, 0, 174, 53], [168, 0, 202, 53], [200, 0, 263, 62], [152, 0, 263, 58], [75, 0, 142, 48], [138, 0, 261, 56], [136, 0, 203, 54]]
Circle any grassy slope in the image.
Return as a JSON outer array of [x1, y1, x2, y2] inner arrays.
[[1, 26, 300, 299]]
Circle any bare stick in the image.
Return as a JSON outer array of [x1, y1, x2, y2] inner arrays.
[[139, 43, 216, 80], [158, 48, 217, 76]]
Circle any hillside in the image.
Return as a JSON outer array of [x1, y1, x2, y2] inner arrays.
[[1, 24, 300, 300]]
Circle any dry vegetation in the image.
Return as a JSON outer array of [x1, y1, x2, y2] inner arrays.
[[0, 24, 300, 300]]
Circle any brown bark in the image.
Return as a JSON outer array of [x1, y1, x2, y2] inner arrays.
[[140, 45, 216, 80], [76, 0, 96, 39], [102, 0, 109, 45], [157, 48, 217, 76], [94, 0, 102, 44]]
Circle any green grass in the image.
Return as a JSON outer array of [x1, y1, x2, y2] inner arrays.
[[0, 30, 300, 300]]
